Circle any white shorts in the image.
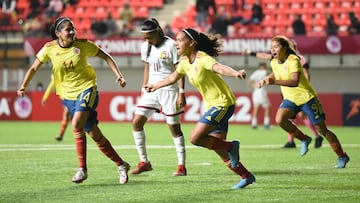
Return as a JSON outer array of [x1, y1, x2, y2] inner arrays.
[[252, 90, 270, 108], [135, 89, 184, 124]]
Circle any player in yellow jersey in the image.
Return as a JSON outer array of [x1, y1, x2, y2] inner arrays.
[[257, 35, 349, 168], [41, 76, 71, 141], [244, 39, 324, 149], [145, 28, 255, 189], [17, 17, 131, 184]]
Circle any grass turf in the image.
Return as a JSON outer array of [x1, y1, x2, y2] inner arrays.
[[0, 122, 359, 203]]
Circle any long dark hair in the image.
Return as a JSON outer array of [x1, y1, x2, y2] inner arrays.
[[49, 17, 73, 40], [272, 35, 298, 57], [182, 28, 222, 57]]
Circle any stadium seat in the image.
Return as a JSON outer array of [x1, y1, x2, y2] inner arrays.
[[13, 0, 358, 38], [145, 0, 164, 8], [133, 6, 149, 19], [215, 0, 233, 6], [186, 4, 197, 18]]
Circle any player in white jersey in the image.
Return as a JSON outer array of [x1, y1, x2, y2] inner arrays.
[[131, 18, 187, 176], [247, 62, 271, 129]]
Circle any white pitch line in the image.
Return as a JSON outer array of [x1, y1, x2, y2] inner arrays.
[[0, 144, 359, 152]]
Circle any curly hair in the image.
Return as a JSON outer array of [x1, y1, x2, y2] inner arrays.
[[182, 28, 222, 57]]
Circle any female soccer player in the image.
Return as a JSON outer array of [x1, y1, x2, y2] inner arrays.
[[257, 35, 349, 168], [244, 39, 324, 149], [247, 62, 271, 130], [17, 17, 131, 184], [145, 28, 255, 189], [131, 18, 187, 176]]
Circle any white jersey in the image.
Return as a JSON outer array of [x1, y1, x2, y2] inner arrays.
[[141, 37, 179, 91], [137, 36, 183, 123], [249, 69, 270, 107]]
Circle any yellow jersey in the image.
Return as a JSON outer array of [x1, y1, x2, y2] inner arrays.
[[177, 51, 236, 110], [270, 54, 317, 105], [37, 39, 98, 100]]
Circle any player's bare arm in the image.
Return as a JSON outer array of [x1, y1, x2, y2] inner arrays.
[[212, 63, 246, 79], [17, 59, 42, 97], [97, 48, 126, 87], [145, 71, 184, 92]]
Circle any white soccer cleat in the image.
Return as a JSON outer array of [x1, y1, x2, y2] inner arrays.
[[72, 168, 87, 183], [119, 162, 130, 184]]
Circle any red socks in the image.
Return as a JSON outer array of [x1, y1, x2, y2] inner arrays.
[[74, 129, 87, 169], [224, 159, 251, 179], [96, 136, 124, 166], [205, 136, 232, 151]]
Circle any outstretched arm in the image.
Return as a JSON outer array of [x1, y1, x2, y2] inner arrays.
[[258, 72, 299, 88], [243, 50, 273, 60], [17, 58, 42, 97], [97, 48, 126, 87], [144, 71, 184, 92], [212, 63, 246, 79]]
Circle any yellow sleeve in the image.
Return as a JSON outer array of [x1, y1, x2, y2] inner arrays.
[[42, 78, 55, 102]]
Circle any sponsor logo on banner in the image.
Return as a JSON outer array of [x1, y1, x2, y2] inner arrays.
[[326, 36, 341, 54], [343, 94, 360, 126], [14, 96, 32, 119]]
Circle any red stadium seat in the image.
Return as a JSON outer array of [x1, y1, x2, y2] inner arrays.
[[215, 0, 233, 6], [133, 6, 149, 19], [145, 0, 164, 8], [186, 4, 197, 18], [12, 0, 357, 38]]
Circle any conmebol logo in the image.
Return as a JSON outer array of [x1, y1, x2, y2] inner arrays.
[[326, 36, 341, 54], [14, 96, 32, 119]]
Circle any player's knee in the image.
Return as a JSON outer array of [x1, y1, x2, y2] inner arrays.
[[132, 121, 142, 131], [189, 135, 199, 145], [275, 115, 283, 125], [132, 117, 146, 131]]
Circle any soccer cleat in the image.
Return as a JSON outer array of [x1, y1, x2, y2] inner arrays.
[[336, 153, 350, 168], [173, 165, 187, 176], [232, 173, 256, 189], [228, 140, 240, 169], [252, 125, 258, 130], [314, 136, 324, 148], [55, 135, 63, 141], [300, 136, 312, 156], [130, 161, 153, 174], [72, 168, 87, 183], [118, 162, 130, 184], [264, 125, 271, 130], [283, 141, 296, 148]]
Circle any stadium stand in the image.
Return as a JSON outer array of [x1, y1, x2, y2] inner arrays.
[[5, 0, 359, 38], [171, 0, 360, 37]]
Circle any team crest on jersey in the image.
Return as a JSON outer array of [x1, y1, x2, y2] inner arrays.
[[160, 51, 169, 59], [194, 65, 199, 72], [74, 48, 80, 55]]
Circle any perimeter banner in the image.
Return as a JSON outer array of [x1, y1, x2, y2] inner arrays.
[[24, 35, 360, 57], [1, 91, 357, 126]]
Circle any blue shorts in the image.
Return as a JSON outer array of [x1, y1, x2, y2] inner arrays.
[[280, 98, 325, 125], [62, 86, 99, 132], [199, 105, 235, 134]]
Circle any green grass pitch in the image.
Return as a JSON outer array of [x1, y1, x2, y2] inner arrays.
[[0, 122, 359, 203]]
